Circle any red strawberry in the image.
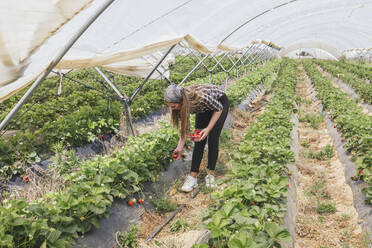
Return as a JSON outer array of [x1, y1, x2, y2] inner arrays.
[[289, 173, 292, 177], [195, 129, 200, 134], [187, 146, 191, 151], [23, 175, 29, 183], [341, 138, 345, 142], [101, 135, 106, 141], [360, 171, 363, 175], [173, 153, 178, 159], [182, 153, 186, 159], [138, 199, 144, 204], [252, 201, 255, 205], [287, 183, 290, 188], [128, 201, 133, 206]]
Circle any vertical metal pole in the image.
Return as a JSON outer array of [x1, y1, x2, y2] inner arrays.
[[0, 0, 114, 131], [95, 67, 136, 136], [209, 72, 212, 84]]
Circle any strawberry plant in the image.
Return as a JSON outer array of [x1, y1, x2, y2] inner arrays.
[[315, 60, 372, 102], [199, 59, 296, 247], [0, 123, 178, 247]]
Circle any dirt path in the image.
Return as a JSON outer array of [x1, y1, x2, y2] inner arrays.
[[317, 66, 372, 116], [294, 66, 365, 248], [135, 92, 273, 248]]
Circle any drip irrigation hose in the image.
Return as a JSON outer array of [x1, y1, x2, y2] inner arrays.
[[145, 187, 201, 243]]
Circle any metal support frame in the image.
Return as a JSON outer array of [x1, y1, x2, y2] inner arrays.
[[0, 0, 114, 131], [129, 44, 176, 104], [177, 42, 274, 86], [178, 55, 209, 86], [95, 67, 135, 136]]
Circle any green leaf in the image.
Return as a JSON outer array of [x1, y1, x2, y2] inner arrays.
[[61, 224, 78, 234], [13, 217, 25, 226], [264, 222, 280, 237], [47, 229, 62, 243], [40, 240, 47, 248], [276, 229, 292, 243]]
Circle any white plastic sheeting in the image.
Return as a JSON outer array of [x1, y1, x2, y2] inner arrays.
[[0, 0, 92, 87], [1, 0, 372, 102]]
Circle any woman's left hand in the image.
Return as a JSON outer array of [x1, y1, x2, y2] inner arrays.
[[198, 128, 211, 141]]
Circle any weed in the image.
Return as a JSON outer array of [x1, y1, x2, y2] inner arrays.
[[296, 96, 312, 105], [308, 145, 334, 160], [308, 180, 325, 196], [342, 229, 351, 248], [168, 219, 189, 233], [324, 144, 334, 158], [341, 213, 351, 221], [299, 113, 323, 129], [318, 216, 324, 223], [151, 196, 177, 214], [363, 231, 371, 248], [316, 202, 336, 214], [295, 96, 302, 105], [306, 179, 330, 200], [301, 141, 310, 148], [117, 225, 139, 248]]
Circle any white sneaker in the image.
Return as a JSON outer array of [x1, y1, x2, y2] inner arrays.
[[205, 174, 217, 188], [181, 175, 198, 192]]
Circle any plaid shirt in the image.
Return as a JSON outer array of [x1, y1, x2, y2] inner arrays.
[[185, 84, 225, 113]]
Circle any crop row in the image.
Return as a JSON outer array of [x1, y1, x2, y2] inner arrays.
[[326, 60, 372, 82], [0, 60, 260, 180], [303, 61, 372, 204], [195, 59, 297, 248], [226, 60, 280, 107], [0, 61, 280, 248], [314, 60, 372, 103]]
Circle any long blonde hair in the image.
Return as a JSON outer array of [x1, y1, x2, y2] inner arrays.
[[169, 90, 189, 140]]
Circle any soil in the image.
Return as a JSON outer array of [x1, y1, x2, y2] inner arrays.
[[294, 66, 365, 248]]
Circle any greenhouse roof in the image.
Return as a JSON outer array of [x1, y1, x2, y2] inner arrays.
[[1, 0, 372, 102]]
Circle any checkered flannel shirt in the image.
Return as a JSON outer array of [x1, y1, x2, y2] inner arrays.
[[185, 84, 225, 113]]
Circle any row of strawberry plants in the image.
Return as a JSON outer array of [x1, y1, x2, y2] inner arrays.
[[328, 60, 372, 82], [0, 61, 279, 248], [226, 60, 280, 107], [0, 62, 255, 180], [0, 124, 178, 247], [196, 59, 297, 248], [314, 60, 372, 103], [302, 60, 372, 203]]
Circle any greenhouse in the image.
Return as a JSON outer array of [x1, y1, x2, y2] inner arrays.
[[0, 0, 372, 247]]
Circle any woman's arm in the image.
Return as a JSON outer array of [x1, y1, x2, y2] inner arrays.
[[199, 111, 222, 141], [173, 136, 187, 159]]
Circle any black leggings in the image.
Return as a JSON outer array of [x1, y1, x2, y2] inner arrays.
[[191, 94, 229, 173]]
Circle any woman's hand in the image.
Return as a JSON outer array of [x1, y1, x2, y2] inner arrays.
[[173, 146, 183, 159], [198, 127, 211, 141]]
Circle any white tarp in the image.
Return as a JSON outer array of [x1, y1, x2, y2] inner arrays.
[[0, 0, 92, 89], [1, 0, 372, 102]]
